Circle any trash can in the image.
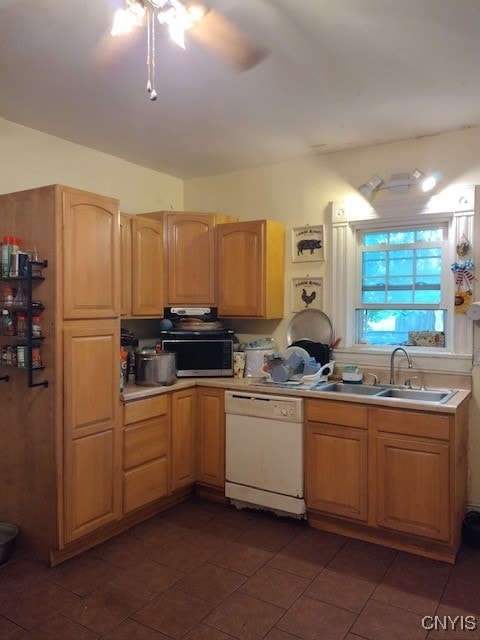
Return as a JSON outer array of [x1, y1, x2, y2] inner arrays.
[[0, 523, 19, 566], [462, 511, 480, 549]]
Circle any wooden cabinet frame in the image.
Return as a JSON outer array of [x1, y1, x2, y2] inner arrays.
[[305, 397, 468, 563]]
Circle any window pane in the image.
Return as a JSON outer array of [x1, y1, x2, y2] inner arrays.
[[356, 309, 445, 346], [364, 232, 388, 246], [388, 250, 413, 276], [362, 227, 443, 248], [362, 251, 386, 276], [416, 229, 443, 242], [389, 230, 415, 245]]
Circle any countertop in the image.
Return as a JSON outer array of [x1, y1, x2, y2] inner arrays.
[[122, 377, 471, 414]]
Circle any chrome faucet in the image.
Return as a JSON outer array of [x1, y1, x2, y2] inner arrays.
[[389, 347, 413, 385]]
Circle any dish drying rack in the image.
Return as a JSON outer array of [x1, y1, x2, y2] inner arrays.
[[260, 361, 335, 389]]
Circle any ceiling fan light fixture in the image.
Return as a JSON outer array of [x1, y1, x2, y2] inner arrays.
[[111, 9, 135, 36], [111, 0, 146, 36], [158, 1, 206, 48]]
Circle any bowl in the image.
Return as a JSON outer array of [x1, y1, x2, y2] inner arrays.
[[0, 523, 19, 566]]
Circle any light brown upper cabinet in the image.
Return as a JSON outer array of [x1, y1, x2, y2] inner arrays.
[[141, 211, 237, 306], [120, 213, 132, 317], [216, 220, 285, 318], [130, 216, 164, 317], [62, 188, 120, 319]]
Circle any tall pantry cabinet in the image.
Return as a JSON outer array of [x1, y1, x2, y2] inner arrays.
[[0, 185, 121, 564]]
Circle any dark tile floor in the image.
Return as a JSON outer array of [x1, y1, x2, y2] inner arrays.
[[1, 498, 480, 640]]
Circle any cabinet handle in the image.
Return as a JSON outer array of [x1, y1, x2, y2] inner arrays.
[[0, 375, 10, 382]]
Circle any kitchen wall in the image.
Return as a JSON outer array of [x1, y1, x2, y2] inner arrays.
[[183, 126, 480, 510], [1, 115, 480, 508], [0, 118, 184, 212]]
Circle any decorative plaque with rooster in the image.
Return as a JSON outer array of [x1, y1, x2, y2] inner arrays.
[[291, 277, 323, 312]]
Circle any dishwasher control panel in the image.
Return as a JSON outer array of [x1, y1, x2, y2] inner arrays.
[[225, 390, 303, 423]]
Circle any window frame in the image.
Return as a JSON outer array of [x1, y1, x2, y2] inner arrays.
[[329, 186, 475, 375], [355, 221, 451, 347]]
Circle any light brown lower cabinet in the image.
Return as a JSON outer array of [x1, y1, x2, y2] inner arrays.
[[376, 435, 450, 540], [305, 397, 468, 563], [306, 422, 368, 522], [123, 394, 170, 513], [63, 319, 122, 544], [171, 388, 197, 491], [196, 387, 226, 488]]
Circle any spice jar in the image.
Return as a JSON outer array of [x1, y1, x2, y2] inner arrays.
[[32, 316, 42, 338], [2, 310, 14, 336], [16, 313, 27, 338], [3, 287, 13, 307], [31, 347, 41, 368]]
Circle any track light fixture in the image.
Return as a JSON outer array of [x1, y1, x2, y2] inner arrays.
[[358, 169, 438, 199]]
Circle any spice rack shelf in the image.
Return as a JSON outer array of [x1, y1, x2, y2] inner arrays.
[[0, 260, 48, 388]]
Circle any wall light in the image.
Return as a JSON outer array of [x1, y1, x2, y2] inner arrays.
[[358, 169, 438, 199]]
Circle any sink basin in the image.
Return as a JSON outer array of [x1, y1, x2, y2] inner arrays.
[[314, 382, 457, 404], [376, 387, 456, 403], [317, 382, 384, 396]]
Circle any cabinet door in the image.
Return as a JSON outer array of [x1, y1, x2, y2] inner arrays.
[[63, 319, 121, 544], [377, 435, 450, 541], [217, 220, 284, 319], [171, 388, 196, 491], [62, 188, 120, 319], [165, 214, 216, 305], [217, 221, 264, 317], [131, 217, 164, 316], [306, 423, 368, 522], [120, 214, 132, 316], [196, 387, 225, 488]]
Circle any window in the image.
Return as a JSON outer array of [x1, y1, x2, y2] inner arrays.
[[331, 187, 474, 367], [355, 224, 448, 346]]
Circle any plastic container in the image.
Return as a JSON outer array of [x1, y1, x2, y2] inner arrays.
[[9, 237, 20, 276], [1, 236, 13, 277]]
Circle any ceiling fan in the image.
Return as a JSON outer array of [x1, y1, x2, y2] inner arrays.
[[111, 0, 267, 100]]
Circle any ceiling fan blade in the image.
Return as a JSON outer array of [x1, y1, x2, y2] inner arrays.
[[187, 6, 267, 71]]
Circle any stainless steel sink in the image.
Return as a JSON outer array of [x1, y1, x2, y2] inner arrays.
[[376, 387, 457, 403], [315, 382, 457, 403], [317, 382, 385, 396]]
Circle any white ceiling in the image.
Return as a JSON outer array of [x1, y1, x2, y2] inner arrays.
[[1, 0, 480, 179]]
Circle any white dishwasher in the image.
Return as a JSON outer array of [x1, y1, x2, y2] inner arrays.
[[225, 390, 306, 517]]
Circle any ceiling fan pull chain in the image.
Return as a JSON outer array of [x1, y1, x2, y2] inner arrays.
[[146, 5, 158, 101]]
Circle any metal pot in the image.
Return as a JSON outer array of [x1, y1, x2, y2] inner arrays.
[[135, 351, 176, 386]]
